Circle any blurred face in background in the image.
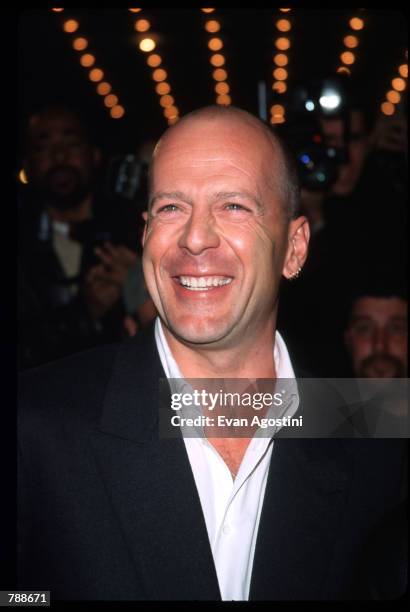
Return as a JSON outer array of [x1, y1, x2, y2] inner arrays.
[[345, 296, 408, 378], [24, 110, 100, 211], [320, 110, 370, 196]]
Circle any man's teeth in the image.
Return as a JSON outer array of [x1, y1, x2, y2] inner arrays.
[[178, 276, 232, 290]]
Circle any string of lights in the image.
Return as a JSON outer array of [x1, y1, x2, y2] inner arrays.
[[270, 8, 292, 125], [380, 49, 408, 116], [130, 8, 180, 125], [200, 8, 232, 106], [53, 9, 126, 120], [336, 12, 365, 76]]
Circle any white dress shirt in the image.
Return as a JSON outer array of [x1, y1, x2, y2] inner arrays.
[[154, 317, 298, 601]]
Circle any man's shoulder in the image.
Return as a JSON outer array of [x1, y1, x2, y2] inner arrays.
[[18, 325, 158, 428]]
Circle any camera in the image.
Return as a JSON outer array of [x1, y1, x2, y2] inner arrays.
[[277, 76, 351, 191]]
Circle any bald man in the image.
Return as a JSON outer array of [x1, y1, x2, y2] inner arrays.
[[18, 106, 406, 601]]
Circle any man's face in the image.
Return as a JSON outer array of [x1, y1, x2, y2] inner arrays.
[[24, 111, 97, 210], [142, 117, 303, 349], [320, 110, 369, 195], [345, 297, 408, 377]]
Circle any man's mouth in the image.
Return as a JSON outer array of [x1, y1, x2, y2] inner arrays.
[[175, 275, 233, 291]]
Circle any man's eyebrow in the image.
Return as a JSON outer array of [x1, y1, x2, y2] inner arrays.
[[350, 315, 373, 323], [211, 191, 265, 212], [149, 191, 193, 208]]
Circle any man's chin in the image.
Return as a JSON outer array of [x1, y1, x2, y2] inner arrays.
[[164, 316, 235, 347], [359, 358, 404, 379]]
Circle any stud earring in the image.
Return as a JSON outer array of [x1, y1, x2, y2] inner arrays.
[[289, 266, 302, 280]]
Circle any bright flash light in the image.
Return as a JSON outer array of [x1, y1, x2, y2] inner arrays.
[[305, 100, 315, 111], [319, 91, 341, 110]]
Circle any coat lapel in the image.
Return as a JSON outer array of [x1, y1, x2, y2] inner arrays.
[[89, 327, 221, 600], [249, 377, 354, 600]]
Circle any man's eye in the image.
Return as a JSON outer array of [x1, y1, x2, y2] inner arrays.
[[352, 322, 373, 335], [388, 322, 407, 335], [157, 204, 179, 213], [225, 203, 249, 211]]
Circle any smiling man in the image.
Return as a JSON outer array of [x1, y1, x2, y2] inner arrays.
[[18, 106, 407, 601]]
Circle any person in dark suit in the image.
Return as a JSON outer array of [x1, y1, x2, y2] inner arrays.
[[18, 106, 138, 370], [18, 106, 407, 601]]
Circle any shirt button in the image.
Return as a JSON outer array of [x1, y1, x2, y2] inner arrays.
[[222, 524, 231, 535]]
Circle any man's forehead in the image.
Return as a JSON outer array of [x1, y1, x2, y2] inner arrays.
[[153, 120, 279, 175], [28, 113, 85, 141], [352, 297, 408, 318], [321, 110, 365, 135]]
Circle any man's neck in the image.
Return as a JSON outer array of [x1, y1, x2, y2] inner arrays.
[[163, 323, 277, 380], [47, 194, 93, 225]]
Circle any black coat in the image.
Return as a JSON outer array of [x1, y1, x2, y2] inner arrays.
[[18, 326, 407, 600]]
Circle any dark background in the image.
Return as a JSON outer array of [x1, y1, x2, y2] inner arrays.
[[19, 8, 408, 156]]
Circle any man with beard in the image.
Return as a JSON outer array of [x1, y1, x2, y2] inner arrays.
[[18, 106, 406, 600], [19, 106, 138, 369], [345, 292, 407, 379], [334, 282, 408, 441]]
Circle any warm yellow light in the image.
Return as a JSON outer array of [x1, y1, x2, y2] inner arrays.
[[386, 90, 401, 104], [147, 54, 162, 67], [110, 105, 125, 119], [274, 53, 288, 66], [343, 35, 358, 48], [205, 20, 220, 33], [104, 94, 119, 108], [275, 37, 290, 51], [97, 82, 111, 95], [89, 68, 104, 82], [340, 51, 355, 65], [349, 17, 364, 31], [336, 66, 351, 75], [19, 169, 28, 184], [210, 53, 225, 67], [208, 37, 223, 51], [156, 82, 171, 95], [159, 94, 175, 108], [167, 116, 179, 125], [279, 8, 291, 12], [164, 106, 179, 118], [391, 77, 406, 91], [212, 68, 228, 81], [215, 81, 230, 94], [398, 64, 408, 78], [270, 115, 285, 124], [51, 8, 64, 12], [139, 38, 156, 52], [216, 94, 231, 105], [63, 19, 79, 33], [276, 19, 291, 32], [381, 101, 395, 116], [80, 53, 95, 67], [152, 68, 167, 82], [73, 37, 88, 51], [135, 19, 151, 32], [271, 104, 285, 115], [129, 8, 142, 12], [201, 8, 215, 12], [273, 67, 288, 81], [272, 81, 287, 93]]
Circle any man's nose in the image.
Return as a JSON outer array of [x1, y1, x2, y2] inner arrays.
[[372, 328, 389, 354], [52, 146, 69, 163], [178, 209, 220, 255]]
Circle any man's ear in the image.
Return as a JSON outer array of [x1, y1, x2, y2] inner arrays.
[[141, 211, 148, 248], [282, 216, 310, 280]]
